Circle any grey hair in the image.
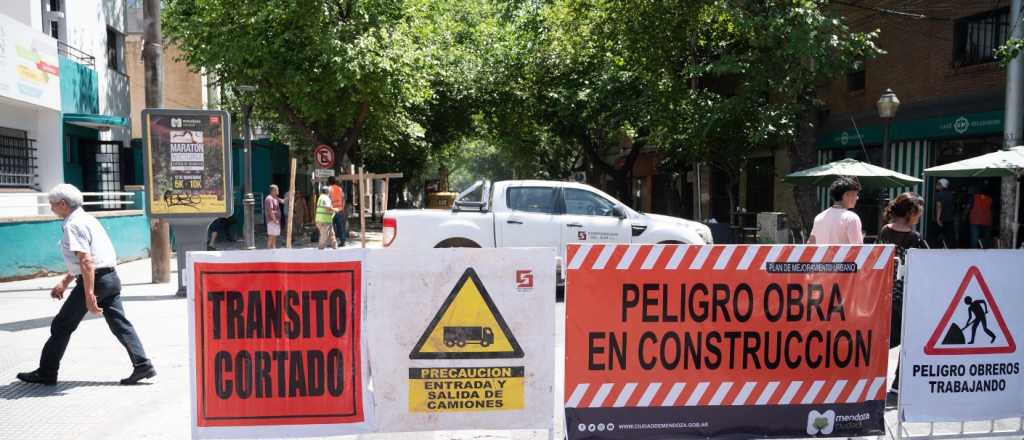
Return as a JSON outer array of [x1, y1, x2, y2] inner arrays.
[[48, 183, 84, 209], [269, 184, 279, 192]]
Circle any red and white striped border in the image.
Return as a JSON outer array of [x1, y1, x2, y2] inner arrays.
[[565, 377, 887, 408], [565, 244, 894, 272]]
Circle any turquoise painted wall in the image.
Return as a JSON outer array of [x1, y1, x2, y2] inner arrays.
[[62, 123, 99, 188], [0, 214, 150, 280], [59, 56, 99, 114]]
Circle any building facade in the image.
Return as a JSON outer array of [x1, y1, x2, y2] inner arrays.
[[816, 0, 1020, 247], [0, 1, 148, 280]]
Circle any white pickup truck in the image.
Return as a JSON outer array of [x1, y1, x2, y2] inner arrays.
[[382, 180, 711, 257]]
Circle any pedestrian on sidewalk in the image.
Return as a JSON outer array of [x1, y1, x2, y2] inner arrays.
[[929, 178, 955, 248], [965, 186, 993, 248], [328, 176, 347, 247], [877, 192, 927, 405], [808, 176, 864, 244], [264, 184, 282, 249], [17, 184, 155, 386], [315, 185, 338, 249]]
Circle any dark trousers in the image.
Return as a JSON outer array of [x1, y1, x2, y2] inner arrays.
[[929, 221, 954, 249], [38, 270, 151, 377], [332, 211, 346, 246]]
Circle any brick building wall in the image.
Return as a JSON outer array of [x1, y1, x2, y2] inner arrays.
[[126, 36, 205, 139], [820, 0, 1009, 121]]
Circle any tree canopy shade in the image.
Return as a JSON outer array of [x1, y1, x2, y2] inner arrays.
[[163, 0, 451, 165], [164, 0, 879, 220]]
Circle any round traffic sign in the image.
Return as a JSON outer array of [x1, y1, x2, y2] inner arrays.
[[314, 144, 335, 169]]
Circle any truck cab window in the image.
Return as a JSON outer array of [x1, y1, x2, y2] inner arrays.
[[507, 187, 555, 214], [564, 188, 616, 216]]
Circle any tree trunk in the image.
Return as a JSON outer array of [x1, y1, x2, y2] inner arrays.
[[144, 0, 170, 283], [789, 96, 821, 238]]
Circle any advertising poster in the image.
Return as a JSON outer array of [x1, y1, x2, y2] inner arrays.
[[143, 109, 231, 217], [900, 250, 1023, 422], [366, 248, 556, 433], [565, 244, 894, 439], [0, 13, 60, 111], [187, 249, 372, 438]]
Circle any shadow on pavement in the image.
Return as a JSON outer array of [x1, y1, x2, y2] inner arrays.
[[0, 315, 101, 332], [0, 380, 145, 400], [122, 294, 185, 302], [0, 295, 180, 332]]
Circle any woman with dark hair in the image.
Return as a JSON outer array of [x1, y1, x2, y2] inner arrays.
[[877, 192, 927, 405]]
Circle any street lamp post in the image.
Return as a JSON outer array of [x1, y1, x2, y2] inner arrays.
[[239, 85, 257, 250], [877, 88, 900, 169], [876, 89, 901, 230]]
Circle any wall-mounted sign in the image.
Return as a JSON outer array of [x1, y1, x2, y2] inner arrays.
[[0, 13, 60, 111]]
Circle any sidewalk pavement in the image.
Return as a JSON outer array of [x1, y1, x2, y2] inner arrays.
[[0, 253, 1018, 439]]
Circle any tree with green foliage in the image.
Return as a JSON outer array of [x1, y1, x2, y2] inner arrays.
[[164, 0, 442, 168]]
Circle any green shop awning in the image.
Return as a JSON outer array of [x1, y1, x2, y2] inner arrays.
[[817, 110, 1004, 149], [63, 113, 130, 130]]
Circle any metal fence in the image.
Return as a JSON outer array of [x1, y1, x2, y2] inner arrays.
[[58, 40, 96, 68], [0, 191, 136, 211], [0, 135, 38, 188]]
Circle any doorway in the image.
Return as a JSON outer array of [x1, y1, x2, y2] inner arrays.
[[80, 140, 123, 211]]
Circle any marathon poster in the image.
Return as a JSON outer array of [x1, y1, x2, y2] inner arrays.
[[143, 109, 231, 217], [564, 244, 893, 439], [187, 254, 371, 438]]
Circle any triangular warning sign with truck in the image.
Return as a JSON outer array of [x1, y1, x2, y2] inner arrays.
[[925, 266, 1016, 355], [409, 268, 524, 359]]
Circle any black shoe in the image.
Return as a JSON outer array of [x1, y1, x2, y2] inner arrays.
[[207, 244, 216, 251], [120, 365, 156, 385], [16, 370, 56, 385]]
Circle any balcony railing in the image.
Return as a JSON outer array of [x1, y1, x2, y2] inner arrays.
[[0, 135, 38, 189], [58, 41, 96, 69]]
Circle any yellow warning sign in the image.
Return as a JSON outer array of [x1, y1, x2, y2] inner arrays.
[[408, 367, 524, 412], [409, 268, 524, 359]]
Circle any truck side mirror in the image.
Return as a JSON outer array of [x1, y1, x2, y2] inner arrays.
[[612, 206, 627, 219]]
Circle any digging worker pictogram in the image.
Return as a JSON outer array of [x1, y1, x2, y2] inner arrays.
[[964, 296, 997, 344]]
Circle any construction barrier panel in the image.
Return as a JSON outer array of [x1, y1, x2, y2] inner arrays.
[[564, 244, 894, 439], [366, 248, 556, 432], [899, 249, 1023, 423], [187, 249, 373, 439]]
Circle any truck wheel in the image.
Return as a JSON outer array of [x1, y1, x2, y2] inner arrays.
[[445, 340, 455, 347], [435, 238, 482, 248], [481, 340, 491, 347], [456, 340, 466, 347], [658, 240, 684, 244]]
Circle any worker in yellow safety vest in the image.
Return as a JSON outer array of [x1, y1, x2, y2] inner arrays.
[[315, 186, 338, 249]]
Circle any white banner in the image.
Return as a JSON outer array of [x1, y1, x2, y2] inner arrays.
[[0, 13, 60, 111], [366, 248, 556, 432], [900, 250, 1024, 422], [187, 249, 375, 439]]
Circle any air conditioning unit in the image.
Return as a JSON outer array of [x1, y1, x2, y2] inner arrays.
[[757, 212, 791, 244]]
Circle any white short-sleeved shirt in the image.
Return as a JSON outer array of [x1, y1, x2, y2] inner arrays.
[[60, 208, 117, 275], [810, 207, 864, 244]]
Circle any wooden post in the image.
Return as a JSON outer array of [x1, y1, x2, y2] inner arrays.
[[358, 166, 367, 248], [144, 0, 170, 283], [285, 158, 297, 248]]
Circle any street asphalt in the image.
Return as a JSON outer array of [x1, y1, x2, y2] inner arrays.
[[0, 244, 1020, 439]]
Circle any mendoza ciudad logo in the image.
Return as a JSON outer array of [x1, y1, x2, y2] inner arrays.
[[806, 409, 871, 435]]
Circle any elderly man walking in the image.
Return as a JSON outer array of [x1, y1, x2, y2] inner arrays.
[[16, 184, 155, 386]]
